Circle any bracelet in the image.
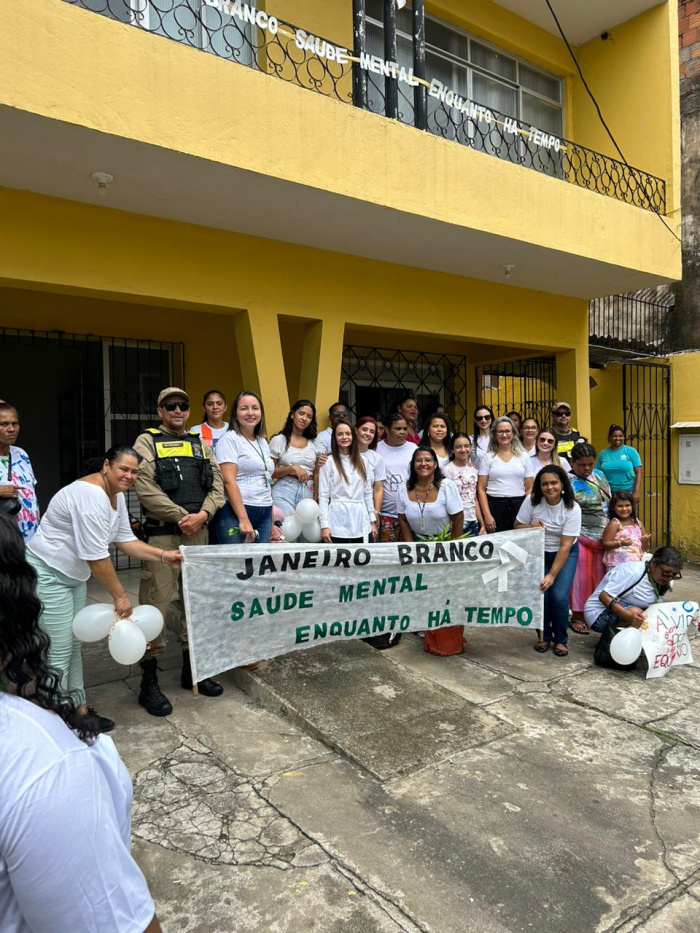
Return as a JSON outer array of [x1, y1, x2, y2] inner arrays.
[[160, 550, 166, 564]]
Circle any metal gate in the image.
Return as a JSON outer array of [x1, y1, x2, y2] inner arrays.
[[476, 356, 557, 427], [622, 361, 671, 549], [340, 346, 468, 430], [0, 328, 185, 568]]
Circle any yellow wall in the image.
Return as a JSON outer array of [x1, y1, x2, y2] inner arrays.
[[0, 187, 592, 437], [668, 353, 700, 562], [0, 0, 679, 279]]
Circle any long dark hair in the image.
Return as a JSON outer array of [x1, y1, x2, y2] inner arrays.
[[406, 446, 445, 491], [229, 389, 267, 438], [0, 516, 98, 743], [330, 421, 366, 484], [472, 404, 494, 449], [531, 465, 575, 508], [608, 489, 638, 522], [423, 413, 452, 454], [275, 399, 318, 450]]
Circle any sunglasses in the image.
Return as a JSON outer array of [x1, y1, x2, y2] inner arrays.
[[539, 438, 555, 445], [476, 415, 491, 421], [332, 411, 350, 418], [163, 401, 190, 412], [554, 410, 570, 416]]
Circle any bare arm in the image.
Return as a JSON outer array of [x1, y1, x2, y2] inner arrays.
[[87, 557, 132, 617], [449, 511, 463, 539], [477, 475, 495, 533], [144, 914, 162, 933], [632, 465, 642, 503], [116, 539, 182, 564], [601, 521, 621, 551], [373, 480, 384, 516], [397, 512, 413, 543], [599, 589, 646, 628], [523, 476, 534, 496]]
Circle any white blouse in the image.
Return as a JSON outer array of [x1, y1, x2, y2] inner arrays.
[[318, 456, 376, 540], [397, 480, 463, 537]]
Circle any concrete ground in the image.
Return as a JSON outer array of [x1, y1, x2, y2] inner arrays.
[[85, 567, 700, 933]]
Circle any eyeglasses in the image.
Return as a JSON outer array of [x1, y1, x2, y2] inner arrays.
[[476, 415, 491, 421], [538, 438, 555, 445], [654, 563, 682, 581], [496, 430, 513, 436], [163, 401, 190, 412]]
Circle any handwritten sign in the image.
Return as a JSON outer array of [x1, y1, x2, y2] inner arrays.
[[641, 600, 699, 679]]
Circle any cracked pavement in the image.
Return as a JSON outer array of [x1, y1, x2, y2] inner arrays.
[[84, 568, 700, 932]]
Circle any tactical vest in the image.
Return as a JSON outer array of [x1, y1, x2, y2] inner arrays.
[[143, 429, 214, 513]]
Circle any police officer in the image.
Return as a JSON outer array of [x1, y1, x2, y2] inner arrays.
[[134, 387, 225, 716]]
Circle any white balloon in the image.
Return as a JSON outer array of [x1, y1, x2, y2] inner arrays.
[[610, 627, 643, 666], [108, 619, 147, 666], [301, 520, 322, 543], [295, 498, 320, 524], [282, 515, 302, 542], [131, 604, 164, 642], [72, 603, 115, 643]]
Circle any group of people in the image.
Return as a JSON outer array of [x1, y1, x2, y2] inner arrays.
[[0, 391, 681, 730]]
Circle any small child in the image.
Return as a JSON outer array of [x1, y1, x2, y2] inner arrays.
[[442, 432, 484, 536], [602, 490, 651, 568]]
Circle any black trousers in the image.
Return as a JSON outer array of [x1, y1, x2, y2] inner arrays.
[[487, 495, 525, 532], [330, 536, 364, 544]]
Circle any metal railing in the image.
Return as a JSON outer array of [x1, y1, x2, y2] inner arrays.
[[589, 289, 674, 357], [62, 0, 666, 213]]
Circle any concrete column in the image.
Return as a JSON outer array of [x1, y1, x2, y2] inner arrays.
[[298, 318, 346, 423], [234, 306, 289, 432], [555, 346, 591, 440]]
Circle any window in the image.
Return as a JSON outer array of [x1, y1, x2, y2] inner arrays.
[[365, 1, 563, 160]]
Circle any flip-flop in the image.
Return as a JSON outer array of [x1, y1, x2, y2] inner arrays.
[[553, 646, 569, 657], [569, 621, 590, 635], [534, 641, 550, 653]]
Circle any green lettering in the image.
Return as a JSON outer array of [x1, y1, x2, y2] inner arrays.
[[314, 622, 328, 639], [356, 581, 370, 599], [295, 626, 310, 644], [399, 575, 413, 593], [299, 590, 314, 609], [477, 607, 489, 624], [372, 578, 387, 596], [491, 607, 503, 624], [339, 584, 354, 604], [415, 573, 428, 591]]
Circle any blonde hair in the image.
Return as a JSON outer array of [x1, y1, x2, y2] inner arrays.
[[488, 417, 524, 456]]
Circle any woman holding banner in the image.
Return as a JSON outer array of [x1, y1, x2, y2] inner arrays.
[[319, 421, 377, 544], [515, 465, 581, 657], [398, 447, 464, 656]]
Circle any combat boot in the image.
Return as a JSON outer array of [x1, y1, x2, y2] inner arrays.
[[138, 658, 173, 716], [181, 649, 224, 697]]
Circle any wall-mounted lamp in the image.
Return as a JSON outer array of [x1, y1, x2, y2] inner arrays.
[[501, 264, 515, 279], [91, 171, 114, 197]]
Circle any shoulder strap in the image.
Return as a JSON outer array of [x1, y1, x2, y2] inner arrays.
[[608, 565, 649, 610]]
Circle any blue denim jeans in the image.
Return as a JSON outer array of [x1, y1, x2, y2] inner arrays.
[[272, 476, 314, 518], [463, 520, 480, 536], [215, 502, 272, 544], [543, 542, 579, 646]]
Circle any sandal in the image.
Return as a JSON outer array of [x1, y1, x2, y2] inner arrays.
[[569, 620, 589, 635], [534, 641, 550, 653], [553, 645, 569, 657]]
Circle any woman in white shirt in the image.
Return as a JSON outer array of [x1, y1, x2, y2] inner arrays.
[[319, 422, 376, 543], [190, 389, 228, 454], [27, 446, 182, 732], [376, 413, 415, 542], [0, 515, 162, 933], [269, 399, 322, 517], [216, 390, 275, 544], [355, 416, 385, 522], [422, 413, 452, 469], [520, 417, 539, 456], [472, 405, 494, 466], [398, 447, 464, 656], [478, 417, 535, 533], [532, 428, 571, 473], [515, 466, 581, 658]]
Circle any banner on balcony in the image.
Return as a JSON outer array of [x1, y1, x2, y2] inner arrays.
[[181, 529, 545, 682]]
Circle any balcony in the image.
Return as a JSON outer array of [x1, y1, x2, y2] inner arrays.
[[61, 0, 665, 214]]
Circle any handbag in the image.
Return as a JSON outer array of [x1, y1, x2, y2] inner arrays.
[[593, 566, 648, 670], [0, 450, 21, 517]]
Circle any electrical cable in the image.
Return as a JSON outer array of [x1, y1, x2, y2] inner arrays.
[[544, 0, 681, 244]]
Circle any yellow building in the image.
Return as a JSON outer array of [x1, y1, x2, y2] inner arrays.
[[0, 0, 681, 510]]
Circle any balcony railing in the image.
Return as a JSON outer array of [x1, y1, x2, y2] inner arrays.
[[62, 0, 666, 214]]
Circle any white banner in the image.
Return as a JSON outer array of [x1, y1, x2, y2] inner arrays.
[[642, 600, 699, 679], [180, 529, 545, 682]]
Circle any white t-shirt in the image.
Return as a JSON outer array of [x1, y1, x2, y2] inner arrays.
[[516, 497, 582, 552], [530, 450, 571, 473], [474, 435, 491, 466], [376, 441, 414, 517], [28, 481, 135, 582], [216, 431, 274, 506], [318, 456, 376, 540], [361, 449, 387, 485], [191, 423, 227, 453], [584, 560, 658, 628], [0, 694, 154, 933], [478, 451, 535, 497], [317, 427, 333, 454], [397, 480, 463, 537], [268, 434, 321, 474], [0, 446, 39, 542], [442, 462, 479, 522]]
